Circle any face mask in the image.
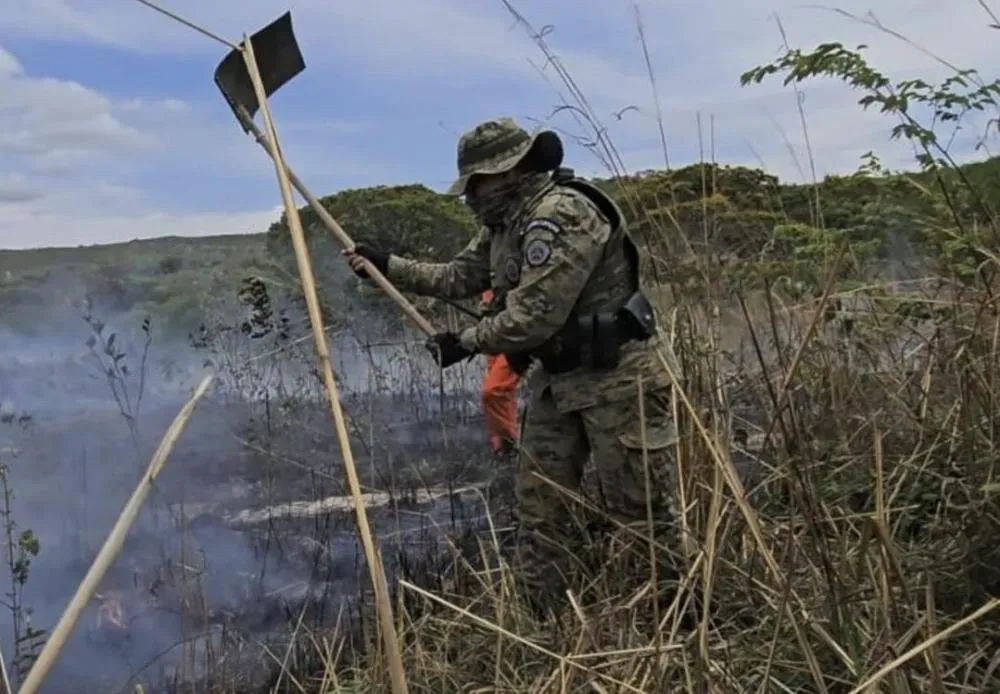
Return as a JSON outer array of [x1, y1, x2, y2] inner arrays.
[[466, 176, 519, 227], [466, 173, 548, 227]]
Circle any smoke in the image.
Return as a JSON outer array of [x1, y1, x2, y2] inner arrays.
[[0, 278, 494, 692], [0, 334, 290, 691]]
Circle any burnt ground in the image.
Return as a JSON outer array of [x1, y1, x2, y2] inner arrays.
[[0, 354, 763, 694], [0, 375, 507, 694]]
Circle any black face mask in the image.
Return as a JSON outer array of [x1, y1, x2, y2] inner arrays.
[[465, 177, 519, 227], [465, 173, 549, 227]]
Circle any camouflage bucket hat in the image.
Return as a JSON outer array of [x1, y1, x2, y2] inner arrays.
[[445, 117, 564, 197]]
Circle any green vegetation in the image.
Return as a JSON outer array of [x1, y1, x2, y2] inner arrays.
[[6, 151, 1000, 339], [267, 29, 998, 694], [0, 235, 271, 336], [5, 17, 1000, 693]]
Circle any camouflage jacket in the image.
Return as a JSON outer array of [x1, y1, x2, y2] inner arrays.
[[386, 175, 677, 412]]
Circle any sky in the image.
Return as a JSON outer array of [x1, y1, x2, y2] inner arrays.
[[0, 0, 997, 249]]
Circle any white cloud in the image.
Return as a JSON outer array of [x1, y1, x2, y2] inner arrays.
[[0, 52, 151, 180], [0, 174, 44, 203], [0, 44, 22, 75], [521, 0, 1000, 180], [0, 204, 280, 249], [1, 0, 999, 250], [0, 38, 289, 249]]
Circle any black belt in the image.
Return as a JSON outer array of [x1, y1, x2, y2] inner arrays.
[[538, 333, 642, 375]]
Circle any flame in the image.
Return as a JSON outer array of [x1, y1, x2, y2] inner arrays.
[[94, 590, 127, 631]]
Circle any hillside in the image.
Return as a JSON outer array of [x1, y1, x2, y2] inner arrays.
[[0, 234, 271, 337], [3, 154, 999, 340]]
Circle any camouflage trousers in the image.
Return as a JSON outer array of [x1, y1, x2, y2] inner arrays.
[[513, 382, 679, 617]]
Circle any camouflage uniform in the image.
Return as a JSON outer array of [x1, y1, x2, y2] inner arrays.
[[383, 118, 680, 613]]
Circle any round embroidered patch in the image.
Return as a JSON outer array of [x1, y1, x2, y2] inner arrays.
[[524, 238, 552, 267], [503, 257, 521, 283]]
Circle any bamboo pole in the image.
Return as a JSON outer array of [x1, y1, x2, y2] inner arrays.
[[0, 641, 11, 694], [239, 36, 409, 694], [127, 0, 435, 337], [18, 374, 214, 694]]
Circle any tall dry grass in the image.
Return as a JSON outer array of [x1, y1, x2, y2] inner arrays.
[[247, 6, 1000, 694], [47, 5, 998, 693]]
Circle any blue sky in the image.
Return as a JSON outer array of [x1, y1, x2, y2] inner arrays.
[[0, 0, 997, 249]]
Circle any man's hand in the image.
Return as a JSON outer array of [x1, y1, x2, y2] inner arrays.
[[342, 243, 389, 279], [425, 331, 475, 368]]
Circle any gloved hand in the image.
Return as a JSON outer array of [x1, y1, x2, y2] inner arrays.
[[425, 331, 475, 368], [342, 243, 389, 279]]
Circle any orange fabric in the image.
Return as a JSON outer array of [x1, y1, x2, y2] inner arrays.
[[480, 290, 520, 451]]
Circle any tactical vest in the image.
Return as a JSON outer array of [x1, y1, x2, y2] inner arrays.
[[486, 168, 639, 306], [486, 168, 648, 373], [549, 168, 640, 319]]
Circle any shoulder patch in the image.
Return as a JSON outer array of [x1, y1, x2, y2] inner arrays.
[[503, 256, 521, 283], [524, 217, 564, 236], [524, 238, 552, 267]]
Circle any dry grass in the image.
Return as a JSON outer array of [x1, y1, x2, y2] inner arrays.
[[247, 7, 1000, 694], [292, 277, 999, 693], [22, 4, 1000, 693]]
